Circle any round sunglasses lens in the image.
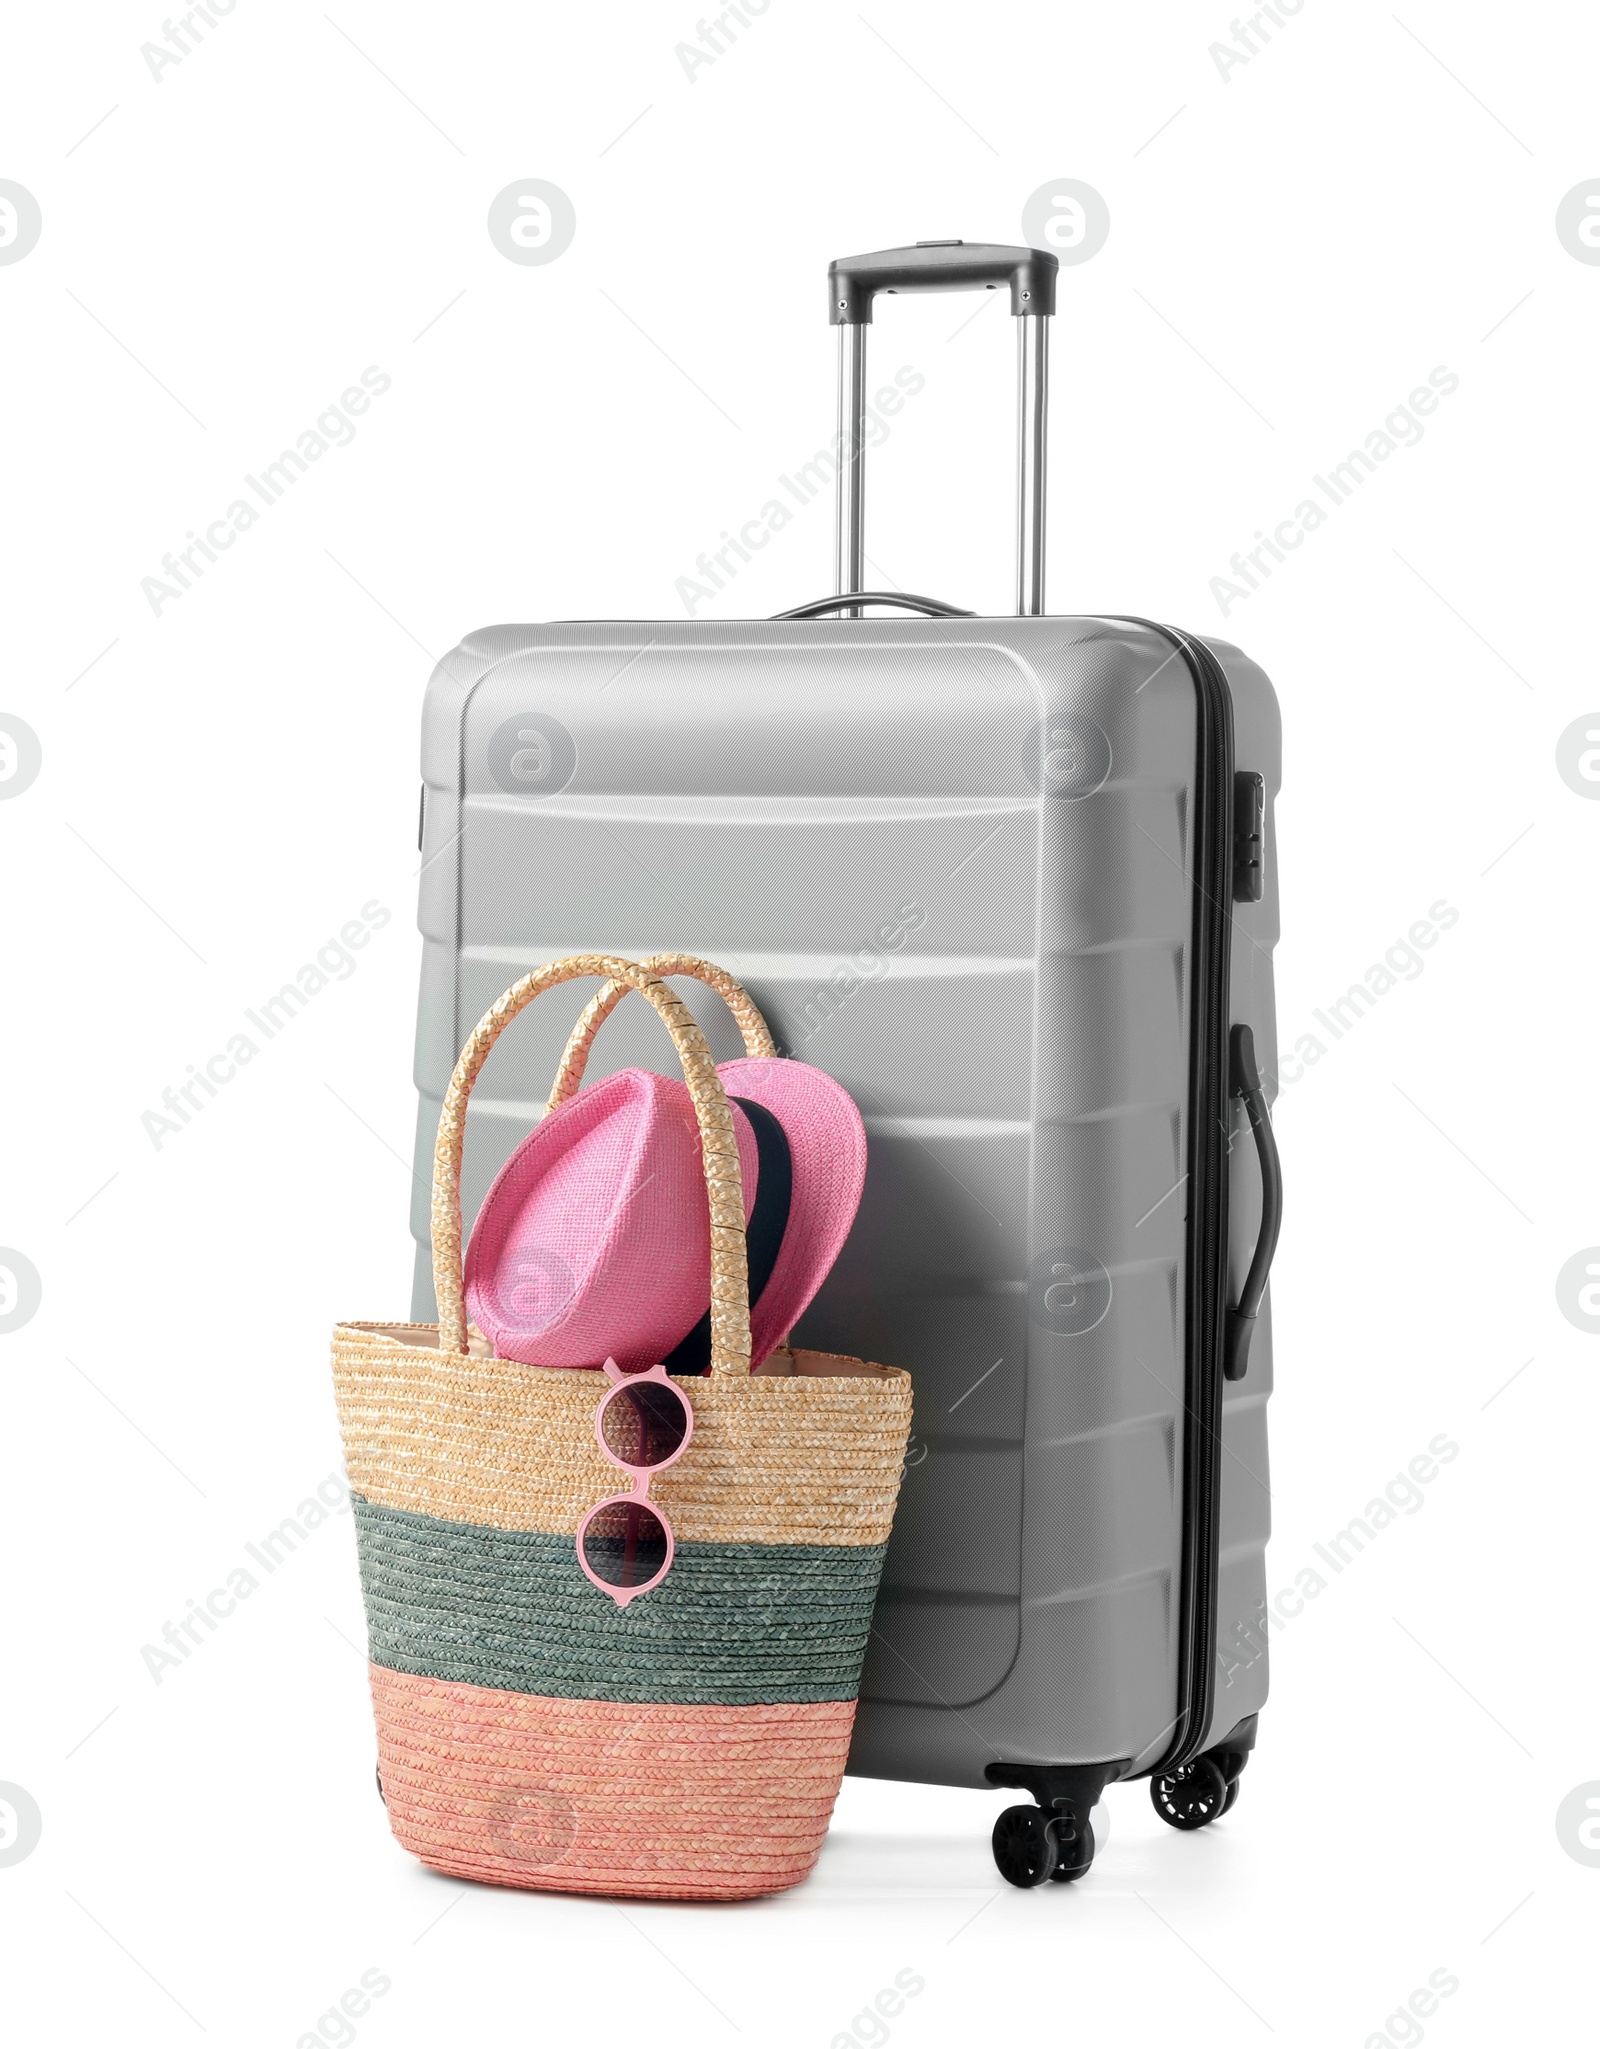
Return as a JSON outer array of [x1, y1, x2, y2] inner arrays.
[[599, 1378, 690, 1469], [580, 1499, 670, 1591]]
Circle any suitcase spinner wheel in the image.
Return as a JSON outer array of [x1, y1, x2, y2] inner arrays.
[[985, 1762, 1118, 1886], [991, 1804, 1098, 1888], [1149, 1718, 1258, 1832], [1149, 1757, 1230, 1831]]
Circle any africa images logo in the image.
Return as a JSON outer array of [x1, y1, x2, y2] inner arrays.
[[488, 715, 578, 797]]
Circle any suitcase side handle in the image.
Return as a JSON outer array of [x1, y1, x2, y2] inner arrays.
[[1223, 1023, 1283, 1381], [827, 239, 1054, 617]]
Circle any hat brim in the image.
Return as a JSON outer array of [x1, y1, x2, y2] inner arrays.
[[715, 1057, 867, 1368]]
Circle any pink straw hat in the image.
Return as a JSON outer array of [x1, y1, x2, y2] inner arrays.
[[463, 1055, 866, 1373], [464, 1067, 759, 1370]]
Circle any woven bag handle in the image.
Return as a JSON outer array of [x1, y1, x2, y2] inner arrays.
[[433, 955, 751, 1376], [547, 954, 776, 1114]]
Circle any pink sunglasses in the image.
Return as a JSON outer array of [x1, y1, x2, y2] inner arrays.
[[575, 1359, 695, 1606]]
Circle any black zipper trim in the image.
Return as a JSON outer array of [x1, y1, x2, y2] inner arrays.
[[1110, 619, 1235, 1776]]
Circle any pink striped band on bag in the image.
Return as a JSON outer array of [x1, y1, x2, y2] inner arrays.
[[371, 1664, 858, 1901]]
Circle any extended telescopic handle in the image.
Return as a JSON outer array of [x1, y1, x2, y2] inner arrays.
[[827, 241, 1059, 324], [828, 240, 1056, 617]]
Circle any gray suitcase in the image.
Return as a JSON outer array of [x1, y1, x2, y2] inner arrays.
[[408, 241, 1282, 1883]]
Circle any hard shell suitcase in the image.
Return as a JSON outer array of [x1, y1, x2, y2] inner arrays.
[[407, 241, 1283, 1882]]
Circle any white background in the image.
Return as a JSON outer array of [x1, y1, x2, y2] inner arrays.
[[3, 0, 1597, 2043]]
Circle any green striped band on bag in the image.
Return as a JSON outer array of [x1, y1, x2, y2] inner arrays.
[[353, 1496, 888, 1706]]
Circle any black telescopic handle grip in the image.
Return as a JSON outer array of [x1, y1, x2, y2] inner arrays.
[[1223, 1023, 1283, 1382], [828, 241, 1058, 325], [772, 591, 975, 621]]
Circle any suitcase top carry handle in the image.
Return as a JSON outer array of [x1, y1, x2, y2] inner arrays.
[[827, 241, 1058, 325], [772, 591, 976, 621], [826, 239, 1055, 617], [431, 955, 753, 1375]]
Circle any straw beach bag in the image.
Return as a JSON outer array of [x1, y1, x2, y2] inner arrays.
[[331, 955, 912, 1900]]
